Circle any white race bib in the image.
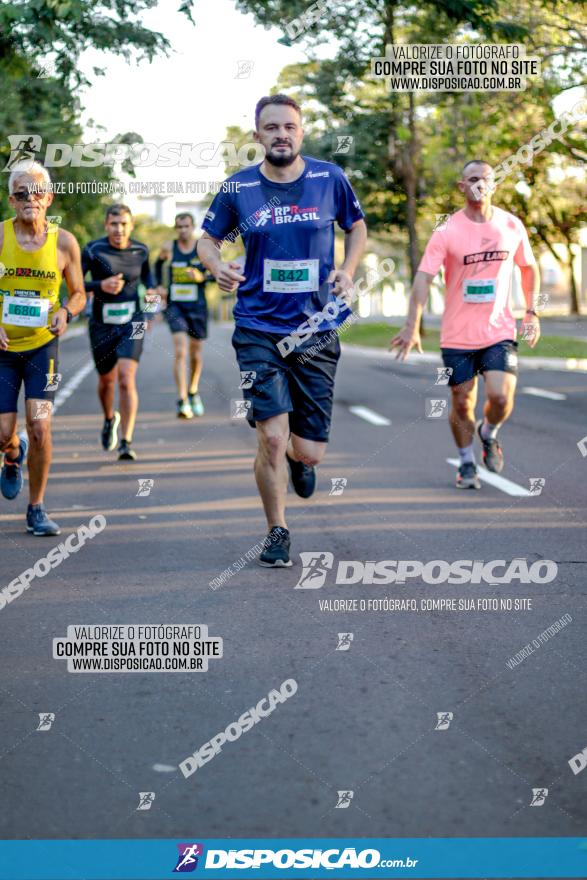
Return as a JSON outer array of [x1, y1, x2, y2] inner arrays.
[[102, 301, 136, 324], [263, 259, 319, 293], [170, 284, 198, 302], [2, 295, 50, 328], [463, 278, 497, 303]]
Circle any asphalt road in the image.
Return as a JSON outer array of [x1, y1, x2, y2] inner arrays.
[[1, 319, 586, 850]]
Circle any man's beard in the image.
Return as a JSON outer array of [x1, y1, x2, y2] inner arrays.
[[266, 145, 299, 167]]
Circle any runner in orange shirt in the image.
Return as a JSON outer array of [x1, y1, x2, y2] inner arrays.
[[391, 160, 541, 489]]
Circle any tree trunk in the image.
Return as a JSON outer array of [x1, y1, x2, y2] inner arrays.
[[406, 91, 419, 283], [567, 247, 580, 315]]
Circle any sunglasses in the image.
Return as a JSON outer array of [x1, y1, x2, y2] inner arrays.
[[12, 189, 50, 201]]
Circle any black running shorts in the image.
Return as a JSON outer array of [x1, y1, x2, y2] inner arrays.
[[0, 337, 60, 413], [165, 303, 208, 339], [231, 325, 341, 443], [441, 339, 519, 387], [89, 318, 145, 375]]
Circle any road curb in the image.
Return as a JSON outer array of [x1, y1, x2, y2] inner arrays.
[[341, 343, 587, 373]]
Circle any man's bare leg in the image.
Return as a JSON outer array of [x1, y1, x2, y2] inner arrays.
[[25, 399, 52, 505], [118, 358, 139, 442], [255, 414, 290, 529]]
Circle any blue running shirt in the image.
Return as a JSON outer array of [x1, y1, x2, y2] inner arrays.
[[201, 156, 364, 334]]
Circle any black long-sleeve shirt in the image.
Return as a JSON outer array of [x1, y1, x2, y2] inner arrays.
[[81, 237, 154, 324]]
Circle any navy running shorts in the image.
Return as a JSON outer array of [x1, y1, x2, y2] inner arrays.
[[441, 339, 519, 387], [89, 318, 145, 375], [0, 337, 60, 413], [231, 325, 341, 443], [165, 303, 208, 339]]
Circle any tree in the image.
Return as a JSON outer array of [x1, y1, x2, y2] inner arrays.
[[233, 0, 530, 279], [229, 0, 586, 309], [0, 1, 196, 241], [0, 0, 194, 87]]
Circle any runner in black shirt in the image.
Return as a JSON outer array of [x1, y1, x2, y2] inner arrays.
[[82, 204, 155, 460]]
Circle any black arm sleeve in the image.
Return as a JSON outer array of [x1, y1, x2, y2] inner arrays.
[[154, 258, 166, 286], [81, 247, 102, 295], [141, 254, 155, 289]]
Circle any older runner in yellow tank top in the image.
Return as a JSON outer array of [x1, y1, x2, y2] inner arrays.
[[0, 161, 86, 535]]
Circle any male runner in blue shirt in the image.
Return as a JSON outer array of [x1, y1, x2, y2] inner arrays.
[[198, 94, 367, 567]]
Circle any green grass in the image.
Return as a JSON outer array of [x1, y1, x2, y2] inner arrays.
[[341, 322, 587, 360]]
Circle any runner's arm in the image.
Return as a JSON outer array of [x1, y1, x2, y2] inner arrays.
[[59, 230, 86, 317], [519, 262, 541, 348], [520, 263, 540, 312], [328, 219, 368, 300], [50, 230, 86, 336], [389, 271, 433, 360], [154, 241, 172, 286], [197, 232, 245, 292], [81, 245, 104, 295], [141, 251, 158, 319], [141, 252, 155, 290], [0, 224, 7, 349], [340, 219, 367, 279]]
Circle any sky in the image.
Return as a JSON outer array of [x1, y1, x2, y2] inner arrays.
[[73, 0, 584, 224], [76, 0, 312, 218]]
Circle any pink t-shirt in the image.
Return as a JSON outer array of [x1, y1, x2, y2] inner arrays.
[[419, 207, 536, 349]]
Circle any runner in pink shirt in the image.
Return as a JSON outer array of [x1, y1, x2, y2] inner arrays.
[[390, 160, 541, 489]]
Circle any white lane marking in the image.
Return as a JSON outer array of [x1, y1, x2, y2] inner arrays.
[[447, 458, 531, 497], [522, 386, 567, 401], [152, 763, 176, 773], [349, 405, 391, 426], [53, 360, 94, 415]]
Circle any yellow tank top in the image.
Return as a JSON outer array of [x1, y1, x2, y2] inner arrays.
[[0, 218, 61, 352]]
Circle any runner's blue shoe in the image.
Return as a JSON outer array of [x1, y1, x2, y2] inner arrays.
[[189, 392, 204, 417], [1, 432, 28, 500], [26, 503, 61, 536]]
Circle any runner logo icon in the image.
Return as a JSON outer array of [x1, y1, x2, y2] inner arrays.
[[44, 372, 62, 391], [136, 792, 155, 811], [232, 399, 252, 419], [435, 712, 453, 730], [4, 134, 42, 171], [254, 208, 272, 227], [336, 633, 354, 651], [295, 552, 334, 589], [239, 370, 256, 389], [36, 712, 55, 731], [435, 367, 453, 385], [530, 788, 548, 806], [130, 321, 147, 340], [426, 398, 448, 418], [173, 843, 204, 872], [334, 135, 354, 155]]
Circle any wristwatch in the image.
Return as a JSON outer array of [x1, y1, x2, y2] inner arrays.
[[63, 306, 73, 323]]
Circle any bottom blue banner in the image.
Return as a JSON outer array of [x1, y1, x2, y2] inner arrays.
[[1, 838, 586, 880]]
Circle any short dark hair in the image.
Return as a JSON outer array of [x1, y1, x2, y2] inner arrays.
[[106, 203, 132, 220], [255, 94, 302, 130], [462, 159, 493, 175], [175, 212, 194, 225]]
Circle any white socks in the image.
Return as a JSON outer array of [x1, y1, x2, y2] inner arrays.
[[480, 419, 499, 441], [458, 444, 476, 466]]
